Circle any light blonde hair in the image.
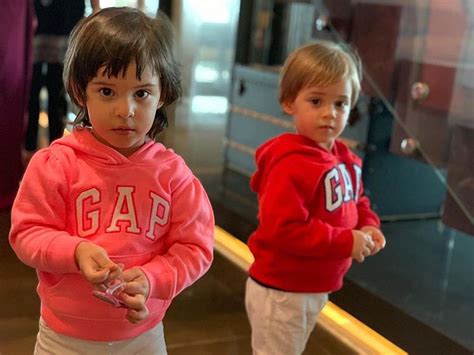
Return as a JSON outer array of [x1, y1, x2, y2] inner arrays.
[[279, 41, 362, 108]]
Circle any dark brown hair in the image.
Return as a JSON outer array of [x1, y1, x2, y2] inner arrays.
[[63, 7, 182, 137]]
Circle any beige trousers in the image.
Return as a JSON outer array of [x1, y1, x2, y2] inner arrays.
[[34, 318, 167, 355], [245, 278, 328, 355]]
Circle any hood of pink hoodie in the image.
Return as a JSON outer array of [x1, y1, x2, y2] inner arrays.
[[51, 127, 176, 166]]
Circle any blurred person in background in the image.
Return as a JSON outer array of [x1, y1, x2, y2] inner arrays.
[[0, 0, 36, 210], [23, 0, 100, 165]]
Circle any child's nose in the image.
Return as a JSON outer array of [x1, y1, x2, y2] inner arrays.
[[323, 105, 336, 119], [115, 98, 135, 119]]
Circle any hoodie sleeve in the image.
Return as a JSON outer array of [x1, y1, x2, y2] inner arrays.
[[9, 150, 86, 274], [253, 158, 353, 259], [140, 175, 214, 301]]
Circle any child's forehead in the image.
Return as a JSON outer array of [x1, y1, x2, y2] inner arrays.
[[301, 78, 352, 95], [94, 61, 158, 81], [304, 73, 351, 87]]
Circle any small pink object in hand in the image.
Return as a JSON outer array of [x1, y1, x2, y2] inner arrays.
[[92, 279, 127, 308]]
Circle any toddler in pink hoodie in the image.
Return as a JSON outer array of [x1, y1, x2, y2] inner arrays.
[[9, 7, 214, 354]]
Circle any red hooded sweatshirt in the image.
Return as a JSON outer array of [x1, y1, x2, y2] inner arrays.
[[248, 133, 380, 293]]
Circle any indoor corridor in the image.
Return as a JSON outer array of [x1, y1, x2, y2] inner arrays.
[[1, 1, 473, 354]]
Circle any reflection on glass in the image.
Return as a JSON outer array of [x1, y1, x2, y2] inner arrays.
[[188, 0, 232, 24], [194, 64, 219, 83], [98, 0, 159, 17], [191, 96, 228, 114], [313, 1, 474, 351]]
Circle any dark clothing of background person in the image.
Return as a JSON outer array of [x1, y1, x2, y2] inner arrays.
[[0, 0, 36, 210], [25, 0, 86, 152]]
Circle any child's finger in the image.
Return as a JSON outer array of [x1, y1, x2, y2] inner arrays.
[[126, 306, 149, 324], [122, 267, 149, 298], [366, 237, 375, 250], [378, 236, 386, 249], [119, 292, 146, 309], [123, 280, 146, 296], [371, 237, 385, 251], [122, 267, 143, 282], [355, 253, 365, 263], [84, 267, 110, 283], [370, 245, 381, 255], [107, 264, 124, 281], [91, 252, 114, 269]]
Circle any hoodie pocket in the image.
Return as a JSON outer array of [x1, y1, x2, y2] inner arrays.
[[43, 273, 107, 318], [109, 252, 154, 269], [43, 252, 164, 318]]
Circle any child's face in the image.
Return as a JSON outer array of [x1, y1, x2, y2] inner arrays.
[[84, 61, 162, 157], [282, 78, 352, 151]]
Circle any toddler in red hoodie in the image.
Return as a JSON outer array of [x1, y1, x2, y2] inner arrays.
[[9, 7, 214, 354], [246, 41, 386, 355]]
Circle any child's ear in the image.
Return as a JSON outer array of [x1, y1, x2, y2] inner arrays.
[[281, 100, 293, 115], [157, 101, 164, 109]]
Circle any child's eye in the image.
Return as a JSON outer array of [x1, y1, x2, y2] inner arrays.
[[310, 98, 321, 106], [135, 90, 150, 99], [99, 88, 114, 97], [335, 100, 349, 108]]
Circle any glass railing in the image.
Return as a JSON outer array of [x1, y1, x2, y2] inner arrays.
[[310, 1, 474, 350]]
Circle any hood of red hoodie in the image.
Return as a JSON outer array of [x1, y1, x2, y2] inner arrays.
[[51, 127, 178, 166], [251, 133, 359, 193]]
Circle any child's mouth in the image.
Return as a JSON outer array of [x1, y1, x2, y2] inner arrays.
[[113, 128, 135, 135]]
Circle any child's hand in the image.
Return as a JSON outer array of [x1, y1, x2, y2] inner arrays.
[[75, 242, 122, 284], [360, 226, 386, 255], [119, 267, 150, 324], [351, 230, 375, 263]]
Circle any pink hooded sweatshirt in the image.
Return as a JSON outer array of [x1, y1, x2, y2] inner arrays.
[[9, 128, 214, 341]]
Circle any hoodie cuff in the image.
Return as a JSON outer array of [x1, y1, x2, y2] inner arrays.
[[357, 216, 381, 230], [47, 236, 88, 273], [140, 256, 175, 301]]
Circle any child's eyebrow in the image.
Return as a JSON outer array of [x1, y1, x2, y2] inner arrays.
[[306, 91, 349, 99], [89, 80, 116, 86], [133, 83, 159, 89], [89, 81, 158, 88]]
